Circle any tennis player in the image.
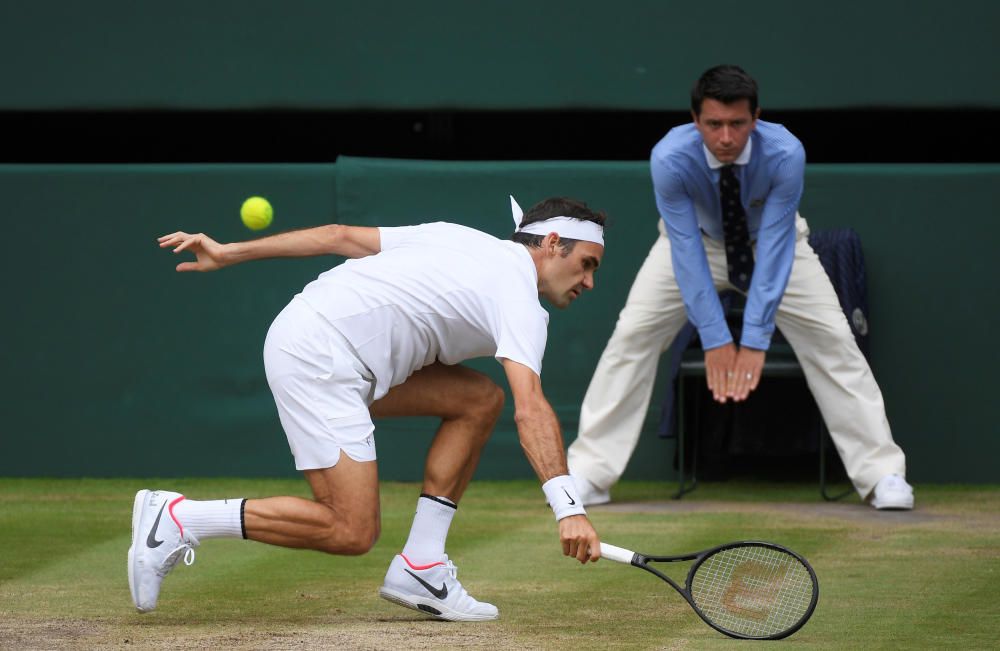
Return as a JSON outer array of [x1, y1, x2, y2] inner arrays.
[[130, 197, 604, 621]]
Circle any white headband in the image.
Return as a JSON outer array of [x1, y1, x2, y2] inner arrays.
[[510, 195, 604, 246]]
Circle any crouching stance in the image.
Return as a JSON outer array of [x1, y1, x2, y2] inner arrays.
[[130, 197, 607, 620]]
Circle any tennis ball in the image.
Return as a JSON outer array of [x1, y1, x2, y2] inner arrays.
[[240, 196, 273, 231]]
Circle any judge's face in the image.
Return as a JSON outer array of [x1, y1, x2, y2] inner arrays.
[[693, 98, 759, 164]]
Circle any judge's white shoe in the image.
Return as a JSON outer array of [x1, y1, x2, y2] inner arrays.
[[128, 490, 199, 612], [871, 474, 914, 510], [379, 554, 499, 621]]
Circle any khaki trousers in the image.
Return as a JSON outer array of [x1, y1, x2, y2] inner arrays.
[[567, 216, 905, 499]]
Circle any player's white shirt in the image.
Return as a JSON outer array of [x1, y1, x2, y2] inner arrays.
[[295, 222, 549, 401]]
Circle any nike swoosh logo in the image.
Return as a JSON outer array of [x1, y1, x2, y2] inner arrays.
[[146, 503, 166, 548], [562, 488, 576, 506], [405, 569, 448, 599]]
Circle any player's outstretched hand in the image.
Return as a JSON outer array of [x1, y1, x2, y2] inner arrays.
[[559, 514, 601, 564], [158, 232, 227, 272]]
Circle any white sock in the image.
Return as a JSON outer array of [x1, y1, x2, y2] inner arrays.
[[401, 494, 456, 563], [172, 497, 246, 540]]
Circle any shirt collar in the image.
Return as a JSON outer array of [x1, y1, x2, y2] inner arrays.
[[703, 137, 752, 169]]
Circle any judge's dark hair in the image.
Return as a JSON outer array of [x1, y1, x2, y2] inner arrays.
[[691, 64, 759, 116]]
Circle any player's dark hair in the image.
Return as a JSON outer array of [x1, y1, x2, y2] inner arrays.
[[691, 65, 759, 116], [511, 197, 607, 255]]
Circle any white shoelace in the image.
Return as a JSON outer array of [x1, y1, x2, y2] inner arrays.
[[443, 559, 477, 602], [157, 544, 196, 577]]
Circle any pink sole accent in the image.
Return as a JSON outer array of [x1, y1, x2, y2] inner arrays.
[[400, 553, 445, 570]]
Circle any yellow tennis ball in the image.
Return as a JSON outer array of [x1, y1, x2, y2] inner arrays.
[[240, 196, 273, 231]]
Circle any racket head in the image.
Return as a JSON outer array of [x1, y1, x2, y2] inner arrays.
[[683, 541, 819, 640]]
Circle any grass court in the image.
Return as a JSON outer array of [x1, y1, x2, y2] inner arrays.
[[1, 478, 996, 649]]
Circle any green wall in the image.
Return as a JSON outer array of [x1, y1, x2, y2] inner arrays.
[[1, 159, 998, 483], [2, 1, 997, 110], [0, 165, 337, 477]]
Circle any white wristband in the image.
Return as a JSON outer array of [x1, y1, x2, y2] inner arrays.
[[542, 475, 587, 521]]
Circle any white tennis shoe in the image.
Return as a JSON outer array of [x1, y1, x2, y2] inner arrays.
[[379, 554, 499, 621], [128, 489, 199, 612], [871, 474, 914, 510]]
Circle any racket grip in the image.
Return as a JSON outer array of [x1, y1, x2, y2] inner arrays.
[[600, 542, 637, 564]]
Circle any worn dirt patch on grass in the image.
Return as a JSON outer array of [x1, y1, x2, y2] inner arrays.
[[0, 618, 105, 651], [0, 618, 519, 651]]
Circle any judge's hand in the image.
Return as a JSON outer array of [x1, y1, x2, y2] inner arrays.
[[727, 347, 765, 402], [704, 343, 737, 403]]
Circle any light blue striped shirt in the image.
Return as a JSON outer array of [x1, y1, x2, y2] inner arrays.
[[651, 120, 805, 351]]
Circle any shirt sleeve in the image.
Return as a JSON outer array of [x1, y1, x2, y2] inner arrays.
[[740, 145, 805, 350], [377, 224, 421, 252], [495, 301, 549, 377], [652, 156, 732, 350]]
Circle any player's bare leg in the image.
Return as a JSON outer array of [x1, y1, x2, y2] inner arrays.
[[244, 452, 382, 554], [246, 362, 504, 551], [370, 362, 503, 621], [129, 364, 501, 615], [371, 361, 504, 501], [129, 453, 381, 612]]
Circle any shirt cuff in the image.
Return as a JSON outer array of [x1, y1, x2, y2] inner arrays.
[[739, 322, 776, 351], [697, 321, 734, 351]]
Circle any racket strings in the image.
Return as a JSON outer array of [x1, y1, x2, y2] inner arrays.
[[689, 545, 814, 638]]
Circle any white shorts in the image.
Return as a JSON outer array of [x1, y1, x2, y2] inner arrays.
[[263, 298, 377, 470]]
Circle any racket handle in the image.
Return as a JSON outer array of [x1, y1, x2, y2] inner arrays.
[[600, 542, 637, 564]]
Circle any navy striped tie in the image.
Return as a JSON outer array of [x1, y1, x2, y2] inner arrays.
[[719, 164, 754, 291]]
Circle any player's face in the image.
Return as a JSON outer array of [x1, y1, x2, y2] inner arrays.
[[693, 98, 759, 164], [539, 239, 603, 309]]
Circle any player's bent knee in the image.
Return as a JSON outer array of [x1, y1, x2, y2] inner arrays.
[[460, 374, 505, 424], [323, 521, 380, 555], [339, 533, 379, 556], [470, 383, 504, 441], [481, 381, 505, 421]]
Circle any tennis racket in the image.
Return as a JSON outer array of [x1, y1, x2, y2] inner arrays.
[[600, 540, 818, 640]]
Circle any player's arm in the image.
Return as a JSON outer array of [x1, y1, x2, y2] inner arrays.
[[157, 225, 381, 272], [501, 358, 600, 563]]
